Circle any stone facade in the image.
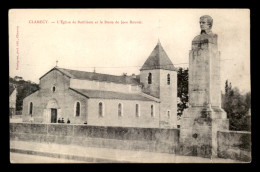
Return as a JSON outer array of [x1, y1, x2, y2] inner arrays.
[[140, 69, 177, 128], [22, 70, 88, 124], [88, 99, 160, 128], [22, 41, 178, 129]]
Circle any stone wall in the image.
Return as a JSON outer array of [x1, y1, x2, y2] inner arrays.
[[10, 123, 180, 154], [217, 130, 251, 162], [10, 123, 251, 160]]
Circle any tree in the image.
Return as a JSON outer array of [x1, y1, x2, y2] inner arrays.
[[222, 80, 251, 131], [177, 67, 189, 116], [9, 76, 39, 112], [225, 80, 229, 95], [245, 92, 251, 109]]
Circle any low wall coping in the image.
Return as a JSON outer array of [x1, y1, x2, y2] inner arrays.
[[218, 130, 251, 134], [10, 122, 180, 130]]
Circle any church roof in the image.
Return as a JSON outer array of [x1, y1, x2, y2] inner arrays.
[[140, 40, 177, 71], [69, 88, 155, 101], [40, 67, 140, 85]]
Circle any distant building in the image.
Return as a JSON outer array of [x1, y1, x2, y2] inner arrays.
[[22, 41, 178, 128], [14, 76, 23, 81], [9, 85, 17, 118]]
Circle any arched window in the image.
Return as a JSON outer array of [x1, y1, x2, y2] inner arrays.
[[148, 73, 152, 84], [99, 102, 103, 117], [29, 102, 33, 116], [76, 102, 80, 117], [167, 74, 170, 85], [136, 104, 139, 117], [151, 105, 154, 117], [118, 103, 122, 117]]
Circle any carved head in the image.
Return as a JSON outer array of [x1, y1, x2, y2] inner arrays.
[[200, 15, 213, 33]]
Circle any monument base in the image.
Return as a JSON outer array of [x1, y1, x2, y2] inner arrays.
[[179, 106, 229, 158]]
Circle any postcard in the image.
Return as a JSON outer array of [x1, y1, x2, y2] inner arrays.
[[9, 9, 251, 163]]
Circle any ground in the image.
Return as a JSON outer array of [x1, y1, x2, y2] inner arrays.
[[10, 152, 87, 163], [10, 141, 243, 163]]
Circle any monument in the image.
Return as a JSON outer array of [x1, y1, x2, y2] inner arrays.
[[180, 15, 229, 158]]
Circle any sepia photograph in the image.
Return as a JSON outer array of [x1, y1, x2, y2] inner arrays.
[[9, 9, 251, 163]]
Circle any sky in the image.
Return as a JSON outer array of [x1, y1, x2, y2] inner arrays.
[[9, 9, 250, 94]]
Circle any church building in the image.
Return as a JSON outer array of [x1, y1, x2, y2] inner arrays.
[[22, 41, 178, 128]]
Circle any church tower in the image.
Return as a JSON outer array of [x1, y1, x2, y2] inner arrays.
[[140, 40, 178, 128]]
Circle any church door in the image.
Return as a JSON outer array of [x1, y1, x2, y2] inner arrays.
[[51, 108, 57, 123]]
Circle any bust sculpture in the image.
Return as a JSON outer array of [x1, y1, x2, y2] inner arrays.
[[192, 15, 217, 45], [200, 15, 213, 34]]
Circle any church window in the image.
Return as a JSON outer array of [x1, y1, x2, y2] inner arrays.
[[167, 74, 170, 85], [76, 102, 80, 117], [151, 105, 154, 117], [99, 102, 104, 117], [29, 102, 33, 116], [118, 103, 122, 117], [52, 86, 56, 92], [136, 104, 140, 117], [148, 73, 152, 84]]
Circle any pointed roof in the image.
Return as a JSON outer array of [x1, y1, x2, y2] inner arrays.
[[140, 40, 177, 71]]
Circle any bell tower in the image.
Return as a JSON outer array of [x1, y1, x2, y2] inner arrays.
[[140, 40, 178, 128]]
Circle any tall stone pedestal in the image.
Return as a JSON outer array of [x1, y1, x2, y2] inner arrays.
[[180, 107, 229, 158], [179, 22, 229, 158]]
